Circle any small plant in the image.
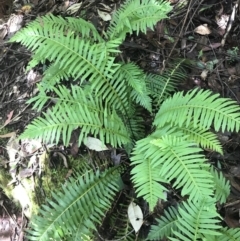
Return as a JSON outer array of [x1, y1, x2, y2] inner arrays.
[[10, 0, 240, 240], [227, 46, 239, 63]]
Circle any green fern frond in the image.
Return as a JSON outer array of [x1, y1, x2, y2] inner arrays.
[[10, 15, 120, 85], [146, 59, 189, 106], [131, 157, 168, 210], [131, 125, 186, 209], [11, 14, 103, 44], [20, 85, 130, 147], [207, 227, 240, 241], [117, 63, 152, 111], [150, 136, 214, 202], [131, 134, 214, 208], [149, 198, 222, 241], [148, 206, 179, 240], [169, 197, 221, 241], [27, 166, 123, 241], [210, 166, 230, 204], [108, 200, 135, 241], [178, 123, 223, 154], [107, 0, 172, 40], [154, 88, 240, 132]]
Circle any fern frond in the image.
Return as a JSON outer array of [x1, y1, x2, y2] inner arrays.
[[107, 0, 172, 40], [131, 133, 214, 208], [10, 15, 120, 85], [117, 63, 152, 111], [108, 200, 135, 241], [149, 198, 222, 241], [154, 88, 240, 132], [27, 166, 123, 241], [170, 197, 221, 241], [20, 85, 131, 147], [210, 166, 230, 204], [131, 125, 190, 209], [11, 14, 103, 43], [131, 157, 168, 210], [148, 206, 179, 240], [178, 123, 223, 154], [146, 59, 189, 106], [150, 136, 214, 202], [208, 227, 240, 241]]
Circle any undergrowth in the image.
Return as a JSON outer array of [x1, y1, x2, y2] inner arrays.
[[9, 0, 240, 240]]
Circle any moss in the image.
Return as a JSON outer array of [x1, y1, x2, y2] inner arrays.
[[0, 167, 14, 199]]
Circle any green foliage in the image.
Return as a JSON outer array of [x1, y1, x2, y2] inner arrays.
[[154, 88, 240, 132], [10, 0, 171, 147], [227, 46, 239, 63], [106, 0, 172, 40], [148, 197, 222, 241], [27, 165, 124, 241], [9, 0, 240, 240]]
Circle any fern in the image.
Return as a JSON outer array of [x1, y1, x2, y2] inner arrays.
[[107, 0, 172, 40], [9, 0, 240, 240], [107, 198, 136, 240], [177, 123, 223, 154], [205, 227, 240, 241], [20, 85, 130, 147], [148, 197, 222, 241], [146, 59, 190, 106], [10, 14, 120, 85], [27, 166, 124, 241], [147, 205, 180, 240], [154, 88, 240, 132], [131, 134, 214, 210], [210, 166, 230, 204]]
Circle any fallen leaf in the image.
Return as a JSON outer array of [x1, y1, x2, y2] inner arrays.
[[128, 202, 143, 233], [97, 9, 111, 21], [66, 2, 82, 14], [194, 24, 211, 35], [84, 137, 108, 151], [4, 110, 14, 126]]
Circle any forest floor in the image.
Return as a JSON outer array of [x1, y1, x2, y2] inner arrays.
[[1, 0, 240, 240]]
